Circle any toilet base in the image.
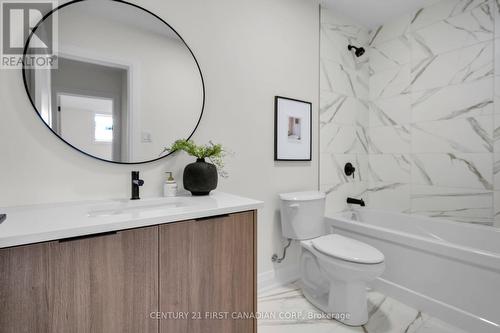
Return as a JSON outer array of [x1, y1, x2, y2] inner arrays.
[[301, 279, 369, 326], [300, 243, 384, 326]]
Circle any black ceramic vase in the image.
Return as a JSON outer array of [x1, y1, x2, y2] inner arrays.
[[183, 158, 218, 196]]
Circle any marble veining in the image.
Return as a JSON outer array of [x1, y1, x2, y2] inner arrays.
[[369, 65, 411, 99], [369, 36, 411, 74], [320, 92, 367, 127], [370, 95, 411, 127], [411, 78, 494, 122], [411, 153, 493, 190], [411, 40, 494, 92], [411, 116, 493, 153], [321, 59, 369, 99], [410, 3, 494, 63], [321, 153, 367, 185], [368, 126, 411, 154], [410, 0, 490, 31], [368, 154, 411, 183], [320, 6, 370, 214], [411, 185, 493, 224], [321, 1, 499, 225], [258, 283, 468, 333]]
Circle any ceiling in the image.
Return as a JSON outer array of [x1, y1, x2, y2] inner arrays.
[[320, 0, 439, 28]]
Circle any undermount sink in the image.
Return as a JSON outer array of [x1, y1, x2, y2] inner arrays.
[[87, 197, 192, 218]]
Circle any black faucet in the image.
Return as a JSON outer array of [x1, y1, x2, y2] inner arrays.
[[347, 197, 365, 207], [131, 171, 144, 200]]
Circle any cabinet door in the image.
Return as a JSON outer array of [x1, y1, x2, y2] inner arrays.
[[0, 241, 54, 333], [159, 211, 256, 333], [0, 226, 158, 333]]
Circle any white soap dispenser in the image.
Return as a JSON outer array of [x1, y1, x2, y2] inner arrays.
[[163, 172, 178, 197]]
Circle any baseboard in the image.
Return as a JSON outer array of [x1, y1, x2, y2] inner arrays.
[[258, 265, 300, 294], [372, 277, 499, 333]]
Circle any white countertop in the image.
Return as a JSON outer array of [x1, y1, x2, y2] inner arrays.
[[0, 192, 263, 249]]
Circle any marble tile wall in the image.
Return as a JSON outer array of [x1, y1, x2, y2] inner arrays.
[[319, 8, 369, 216], [320, 0, 500, 226], [494, 0, 500, 226], [366, 0, 498, 225]]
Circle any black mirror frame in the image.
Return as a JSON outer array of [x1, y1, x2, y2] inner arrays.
[[21, 0, 205, 165]]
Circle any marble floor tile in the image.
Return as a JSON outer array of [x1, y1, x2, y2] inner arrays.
[[258, 283, 468, 333]]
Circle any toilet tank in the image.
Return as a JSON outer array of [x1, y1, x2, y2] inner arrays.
[[279, 191, 326, 240]]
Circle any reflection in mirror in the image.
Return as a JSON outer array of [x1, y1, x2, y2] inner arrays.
[[24, 0, 204, 163]]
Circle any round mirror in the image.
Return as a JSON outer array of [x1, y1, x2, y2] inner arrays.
[[23, 0, 205, 164]]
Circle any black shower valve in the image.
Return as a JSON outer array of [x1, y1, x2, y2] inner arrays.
[[344, 162, 356, 178]]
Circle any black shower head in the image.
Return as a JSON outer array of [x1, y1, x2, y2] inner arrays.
[[348, 45, 365, 57]]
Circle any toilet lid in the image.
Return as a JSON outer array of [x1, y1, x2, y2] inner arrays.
[[312, 234, 384, 264]]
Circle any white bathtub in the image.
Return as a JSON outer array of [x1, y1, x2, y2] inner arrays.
[[326, 209, 500, 333]]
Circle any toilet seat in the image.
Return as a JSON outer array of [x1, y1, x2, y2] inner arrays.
[[312, 234, 384, 264]]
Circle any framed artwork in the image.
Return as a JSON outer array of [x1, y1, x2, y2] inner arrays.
[[274, 96, 312, 161]]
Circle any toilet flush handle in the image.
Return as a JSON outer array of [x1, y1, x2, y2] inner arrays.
[[289, 203, 300, 208]]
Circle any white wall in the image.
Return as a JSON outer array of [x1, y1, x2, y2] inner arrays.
[[0, 0, 319, 281]]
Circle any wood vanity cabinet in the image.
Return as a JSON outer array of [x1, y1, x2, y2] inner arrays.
[[0, 211, 256, 333], [159, 211, 256, 333], [0, 226, 159, 333]]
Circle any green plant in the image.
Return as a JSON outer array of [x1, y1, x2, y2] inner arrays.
[[163, 139, 229, 177]]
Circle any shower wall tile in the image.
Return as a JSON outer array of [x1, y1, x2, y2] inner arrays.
[[368, 125, 411, 153], [410, 0, 490, 31], [319, 8, 370, 217], [496, 75, 500, 98], [411, 78, 494, 122], [320, 153, 367, 184], [368, 154, 411, 183], [369, 65, 411, 99], [366, 182, 411, 212], [322, 3, 499, 226], [410, 40, 494, 92], [369, 14, 412, 46], [320, 91, 368, 127], [410, 3, 494, 64], [368, 36, 411, 74], [320, 19, 368, 70], [496, 38, 500, 74], [495, 191, 500, 226], [321, 182, 368, 216], [411, 185, 493, 225], [494, 114, 500, 151], [494, 152, 500, 189], [369, 94, 412, 127], [411, 153, 493, 190], [495, 0, 500, 37], [320, 124, 368, 154], [494, 109, 500, 189], [320, 59, 369, 98], [411, 116, 493, 153]]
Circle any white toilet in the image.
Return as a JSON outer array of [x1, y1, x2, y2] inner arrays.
[[279, 191, 385, 326]]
